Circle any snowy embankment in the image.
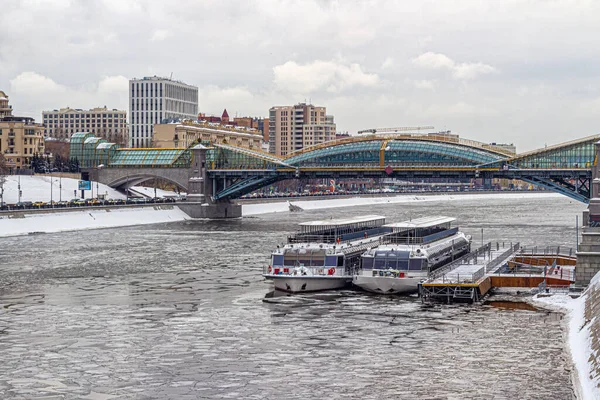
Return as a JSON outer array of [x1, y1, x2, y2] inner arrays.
[[533, 277, 600, 399], [242, 192, 562, 215], [0, 206, 190, 237]]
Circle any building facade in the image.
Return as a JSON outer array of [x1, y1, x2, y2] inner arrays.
[[0, 90, 45, 170], [153, 121, 263, 150], [268, 103, 336, 156], [42, 107, 127, 145], [129, 76, 198, 148]]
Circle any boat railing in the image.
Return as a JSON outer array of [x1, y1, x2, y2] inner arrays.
[[287, 226, 393, 244]]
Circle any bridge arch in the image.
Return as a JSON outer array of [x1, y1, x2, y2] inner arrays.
[[284, 136, 508, 168]]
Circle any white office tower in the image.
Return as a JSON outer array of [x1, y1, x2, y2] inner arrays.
[[129, 76, 198, 148]]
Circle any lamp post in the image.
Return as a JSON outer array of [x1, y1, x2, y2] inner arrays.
[[50, 172, 53, 207], [59, 175, 62, 202], [481, 228, 484, 248], [18, 174, 21, 204]]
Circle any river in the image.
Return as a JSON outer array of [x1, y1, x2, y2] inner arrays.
[[0, 194, 583, 399]]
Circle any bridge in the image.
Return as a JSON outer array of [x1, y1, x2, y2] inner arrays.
[[70, 132, 599, 217]]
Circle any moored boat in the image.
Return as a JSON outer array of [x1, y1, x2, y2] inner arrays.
[[353, 216, 471, 294], [263, 215, 394, 293]]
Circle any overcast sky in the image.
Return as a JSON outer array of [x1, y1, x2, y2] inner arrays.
[[2, 0, 600, 151]]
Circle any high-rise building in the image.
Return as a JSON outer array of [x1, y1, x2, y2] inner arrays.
[[0, 90, 45, 170], [268, 103, 336, 156], [42, 107, 127, 145], [129, 76, 198, 148]]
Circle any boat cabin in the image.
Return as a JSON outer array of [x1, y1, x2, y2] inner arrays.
[[362, 216, 460, 272], [385, 216, 457, 245], [288, 215, 388, 244]]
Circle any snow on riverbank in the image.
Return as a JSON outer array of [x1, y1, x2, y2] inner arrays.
[[242, 192, 563, 216], [0, 206, 190, 237], [533, 278, 600, 400], [1, 175, 125, 203]]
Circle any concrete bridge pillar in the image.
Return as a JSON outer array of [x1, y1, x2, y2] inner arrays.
[[576, 140, 600, 285], [177, 144, 242, 219]]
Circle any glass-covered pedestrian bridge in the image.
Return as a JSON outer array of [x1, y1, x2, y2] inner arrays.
[[70, 132, 600, 171]]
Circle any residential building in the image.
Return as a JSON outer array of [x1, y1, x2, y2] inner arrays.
[[490, 142, 517, 155], [0, 90, 45, 170], [42, 107, 127, 145], [129, 76, 198, 148], [153, 120, 263, 150], [268, 103, 336, 156]]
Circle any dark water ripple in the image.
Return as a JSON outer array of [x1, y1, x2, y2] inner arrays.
[[0, 195, 582, 399]]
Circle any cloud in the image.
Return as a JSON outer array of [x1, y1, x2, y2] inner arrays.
[[97, 75, 128, 93], [273, 60, 380, 94], [381, 57, 394, 69], [8, 72, 129, 117], [151, 29, 170, 42], [10, 71, 66, 96], [412, 52, 497, 80], [413, 80, 436, 90]]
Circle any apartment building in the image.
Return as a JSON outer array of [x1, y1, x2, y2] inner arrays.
[[153, 120, 263, 150], [129, 76, 198, 148], [0, 90, 45, 170], [268, 103, 336, 156], [42, 107, 127, 145]]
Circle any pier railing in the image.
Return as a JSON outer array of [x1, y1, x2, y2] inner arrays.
[[427, 242, 492, 281], [486, 242, 521, 273], [520, 245, 576, 257]]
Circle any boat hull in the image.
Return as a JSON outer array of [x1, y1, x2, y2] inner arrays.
[[353, 275, 423, 294], [264, 275, 350, 293]]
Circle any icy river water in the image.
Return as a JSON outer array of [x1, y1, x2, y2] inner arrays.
[[0, 194, 584, 399]]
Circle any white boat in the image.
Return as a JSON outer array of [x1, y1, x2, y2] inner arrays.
[[263, 215, 394, 293], [353, 216, 471, 294]]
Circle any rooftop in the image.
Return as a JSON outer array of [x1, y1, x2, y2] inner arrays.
[[130, 75, 197, 87], [299, 215, 386, 227], [385, 216, 456, 229]]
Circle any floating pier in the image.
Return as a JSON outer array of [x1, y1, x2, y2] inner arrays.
[[419, 243, 577, 303]]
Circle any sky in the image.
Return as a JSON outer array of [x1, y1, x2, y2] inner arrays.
[[2, 0, 600, 152]]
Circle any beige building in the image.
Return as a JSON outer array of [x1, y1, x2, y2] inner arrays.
[[0, 90, 45, 170], [153, 120, 264, 150], [268, 103, 336, 156], [43, 107, 127, 145]]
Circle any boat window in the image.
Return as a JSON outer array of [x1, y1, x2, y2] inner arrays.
[[362, 257, 374, 269], [408, 259, 422, 270], [337, 256, 344, 267], [272, 254, 284, 266], [325, 255, 338, 266], [397, 260, 409, 270], [374, 258, 386, 269], [386, 258, 398, 269]]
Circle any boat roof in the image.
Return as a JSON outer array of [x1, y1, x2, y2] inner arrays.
[[384, 216, 456, 229], [298, 215, 386, 228]]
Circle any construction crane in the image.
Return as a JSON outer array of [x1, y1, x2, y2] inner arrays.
[[357, 126, 435, 134]]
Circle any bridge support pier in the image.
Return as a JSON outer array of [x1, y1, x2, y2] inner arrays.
[[576, 140, 600, 285], [179, 144, 242, 219]]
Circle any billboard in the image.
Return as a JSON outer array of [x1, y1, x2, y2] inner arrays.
[[78, 180, 91, 190]]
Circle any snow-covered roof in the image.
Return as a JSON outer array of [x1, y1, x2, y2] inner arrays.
[[299, 215, 386, 227], [385, 216, 455, 229]]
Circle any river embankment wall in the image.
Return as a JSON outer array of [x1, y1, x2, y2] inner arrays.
[[534, 275, 600, 399]]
